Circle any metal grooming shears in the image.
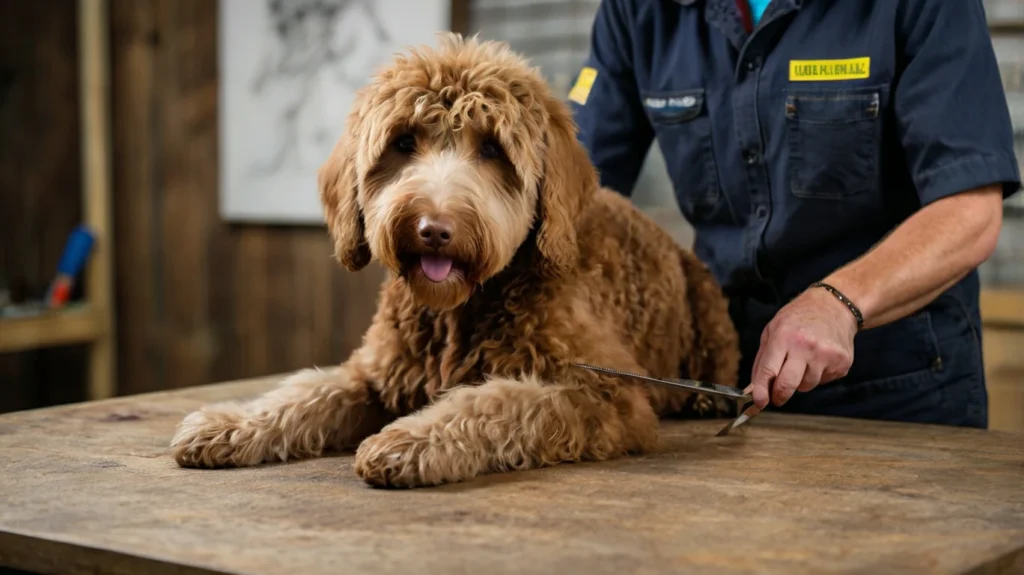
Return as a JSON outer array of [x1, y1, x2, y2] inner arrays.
[[573, 363, 761, 436]]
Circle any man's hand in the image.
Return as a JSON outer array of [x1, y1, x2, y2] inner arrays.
[[746, 286, 859, 409], [744, 184, 1004, 410]]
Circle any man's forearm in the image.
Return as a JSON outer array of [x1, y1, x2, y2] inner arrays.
[[821, 185, 1004, 330]]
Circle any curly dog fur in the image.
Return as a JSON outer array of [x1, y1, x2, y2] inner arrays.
[[171, 34, 740, 488]]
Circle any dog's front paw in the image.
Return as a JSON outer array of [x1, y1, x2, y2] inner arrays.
[[170, 405, 272, 469], [353, 423, 481, 488]]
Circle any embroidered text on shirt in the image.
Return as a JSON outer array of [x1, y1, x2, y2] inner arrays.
[[789, 57, 871, 81]]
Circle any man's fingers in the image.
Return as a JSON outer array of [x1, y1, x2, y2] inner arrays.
[[752, 331, 786, 385], [798, 362, 825, 392], [750, 380, 771, 409], [749, 348, 764, 393], [750, 331, 786, 409], [821, 353, 853, 384], [771, 355, 806, 406], [749, 330, 768, 385]]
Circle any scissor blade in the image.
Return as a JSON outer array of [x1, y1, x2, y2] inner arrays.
[[716, 403, 762, 436], [572, 363, 750, 401]]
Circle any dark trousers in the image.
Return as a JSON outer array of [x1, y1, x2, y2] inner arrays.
[[729, 293, 989, 429]]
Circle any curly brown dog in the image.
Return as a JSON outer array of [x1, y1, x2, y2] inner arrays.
[[170, 34, 740, 488]]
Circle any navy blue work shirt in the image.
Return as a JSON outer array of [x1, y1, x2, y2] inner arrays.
[[569, 0, 1022, 427]]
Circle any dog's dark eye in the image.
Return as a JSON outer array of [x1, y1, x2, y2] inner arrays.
[[480, 138, 504, 160], [393, 133, 417, 155]]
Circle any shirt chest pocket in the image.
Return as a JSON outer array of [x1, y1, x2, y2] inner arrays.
[[642, 89, 729, 222], [785, 86, 885, 200]]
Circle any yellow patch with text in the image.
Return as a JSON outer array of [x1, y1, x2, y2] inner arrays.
[[789, 57, 870, 81], [568, 67, 598, 105]]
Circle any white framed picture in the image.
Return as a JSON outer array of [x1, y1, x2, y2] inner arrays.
[[218, 0, 452, 224]]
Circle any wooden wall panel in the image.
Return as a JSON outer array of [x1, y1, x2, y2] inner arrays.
[[109, 0, 386, 396], [0, 0, 89, 412]]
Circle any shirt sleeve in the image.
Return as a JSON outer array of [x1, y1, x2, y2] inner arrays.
[[894, 0, 1022, 206], [892, 0, 1019, 204], [568, 0, 654, 197]]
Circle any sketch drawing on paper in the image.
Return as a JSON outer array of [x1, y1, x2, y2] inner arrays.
[[219, 0, 449, 223], [249, 0, 391, 178]]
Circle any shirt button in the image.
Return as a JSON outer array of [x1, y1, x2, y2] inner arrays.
[[755, 206, 768, 218], [744, 150, 760, 164], [746, 57, 762, 72]]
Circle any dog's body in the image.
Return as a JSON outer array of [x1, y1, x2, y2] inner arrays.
[[172, 35, 740, 487]]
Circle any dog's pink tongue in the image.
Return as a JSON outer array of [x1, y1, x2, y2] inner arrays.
[[420, 255, 453, 282]]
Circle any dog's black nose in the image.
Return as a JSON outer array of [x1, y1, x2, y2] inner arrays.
[[418, 216, 453, 248]]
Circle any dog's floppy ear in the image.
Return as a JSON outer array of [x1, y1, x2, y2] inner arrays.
[[535, 102, 598, 277], [319, 108, 371, 272]]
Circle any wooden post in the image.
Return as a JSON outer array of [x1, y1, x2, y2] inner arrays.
[[78, 0, 116, 400]]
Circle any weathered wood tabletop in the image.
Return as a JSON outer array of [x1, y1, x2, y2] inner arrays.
[[1, 377, 1022, 575]]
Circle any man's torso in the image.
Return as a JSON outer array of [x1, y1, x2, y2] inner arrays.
[[568, 0, 1019, 426]]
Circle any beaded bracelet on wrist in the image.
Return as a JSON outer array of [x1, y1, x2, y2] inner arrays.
[[810, 281, 864, 330]]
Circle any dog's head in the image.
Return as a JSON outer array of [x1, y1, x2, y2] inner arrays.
[[318, 33, 598, 310]]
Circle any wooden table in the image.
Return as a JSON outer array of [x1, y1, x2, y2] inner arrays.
[[1, 377, 1022, 575]]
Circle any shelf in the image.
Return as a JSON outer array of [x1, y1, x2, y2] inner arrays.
[[0, 305, 106, 354], [989, 20, 1024, 34], [980, 288, 1024, 329]]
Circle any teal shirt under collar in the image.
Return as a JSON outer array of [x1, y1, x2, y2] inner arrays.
[[748, 0, 770, 24]]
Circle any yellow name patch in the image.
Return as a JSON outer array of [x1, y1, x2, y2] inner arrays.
[[568, 67, 598, 105], [789, 57, 870, 81]]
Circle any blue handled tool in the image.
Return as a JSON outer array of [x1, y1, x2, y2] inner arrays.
[[45, 225, 96, 308]]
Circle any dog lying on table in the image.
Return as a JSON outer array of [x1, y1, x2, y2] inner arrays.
[[171, 33, 741, 488]]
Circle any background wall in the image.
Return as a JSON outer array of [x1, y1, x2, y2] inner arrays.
[[106, 0, 388, 397], [0, 0, 89, 410], [1, 0, 392, 410]]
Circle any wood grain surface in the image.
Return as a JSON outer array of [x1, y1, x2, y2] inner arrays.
[[1, 378, 1022, 575]]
